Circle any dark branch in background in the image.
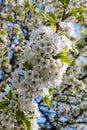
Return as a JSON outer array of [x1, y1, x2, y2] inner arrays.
[[37, 98, 57, 130], [61, 9, 66, 21], [79, 74, 87, 80], [61, 0, 70, 22], [66, 51, 80, 74], [39, 108, 57, 130], [64, 121, 87, 126], [55, 0, 70, 32], [70, 105, 84, 119], [62, 84, 72, 94], [38, 94, 87, 129], [55, 23, 60, 33]]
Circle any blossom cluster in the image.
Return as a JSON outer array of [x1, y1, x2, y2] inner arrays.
[[11, 26, 72, 98], [0, 90, 39, 130]]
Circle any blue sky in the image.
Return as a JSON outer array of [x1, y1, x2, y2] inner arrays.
[[74, 23, 81, 38]]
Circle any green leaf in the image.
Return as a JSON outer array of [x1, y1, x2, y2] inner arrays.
[[24, 1, 33, 10], [16, 110, 25, 123], [83, 94, 87, 98], [45, 20, 55, 26], [0, 119, 2, 125], [6, 14, 12, 22], [8, 87, 15, 100], [43, 96, 51, 107], [51, 25, 57, 30], [83, 65, 87, 71], [46, 12, 56, 20], [52, 48, 67, 59], [76, 43, 83, 50], [52, 54, 71, 64], [52, 53, 60, 59], [83, 78, 87, 83], [60, 56, 71, 64], [0, 28, 7, 36], [82, 29, 87, 34], [67, 6, 87, 20], [77, 14, 84, 24], [59, 0, 70, 7], [14, 25, 20, 33], [17, 33, 24, 39], [59, 48, 67, 56], [49, 89, 54, 96], [0, 100, 10, 109], [42, 12, 56, 22], [23, 60, 33, 70], [23, 120, 31, 130], [52, 48, 71, 64]]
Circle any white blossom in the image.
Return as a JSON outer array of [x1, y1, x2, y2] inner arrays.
[[59, 21, 76, 38], [11, 26, 72, 98]]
